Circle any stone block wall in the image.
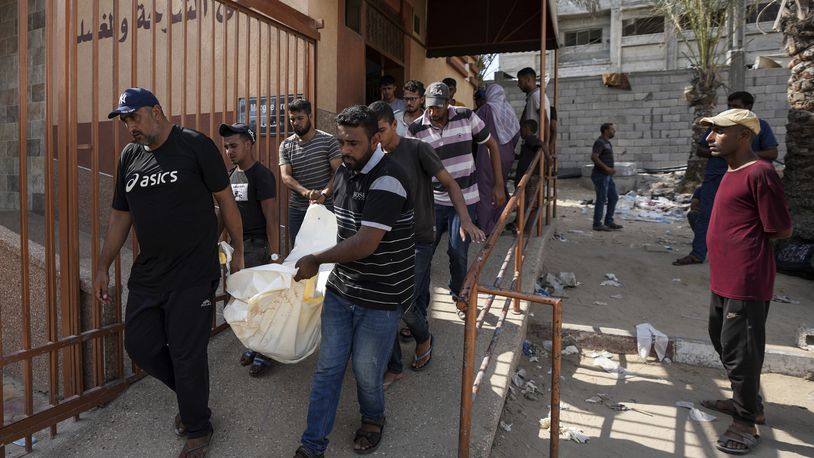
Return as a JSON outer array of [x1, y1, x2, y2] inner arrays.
[[0, 0, 46, 212], [495, 67, 790, 174]]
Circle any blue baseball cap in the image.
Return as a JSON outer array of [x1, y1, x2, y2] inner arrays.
[[108, 87, 161, 119], [219, 123, 256, 144]]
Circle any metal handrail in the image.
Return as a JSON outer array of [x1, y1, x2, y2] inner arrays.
[[455, 147, 562, 457]]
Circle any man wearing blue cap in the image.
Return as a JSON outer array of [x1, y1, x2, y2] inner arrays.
[[219, 122, 277, 377], [94, 87, 244, 457]]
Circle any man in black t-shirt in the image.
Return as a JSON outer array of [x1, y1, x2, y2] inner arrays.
[[292, 106, 414, 457], [591, 123, 623, 232], [219, 123, 277, 377], [94, 88, 244, 457], [369, 101, 484, 387]]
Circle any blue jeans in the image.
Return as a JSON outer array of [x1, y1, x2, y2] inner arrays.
[[287, 206, 307, 247], [388, 241, 434, 374], [690, 175, 723, 261], [300, 290, 401, 455], [591, 173, 618, 227], [433, 203, 476, 298]]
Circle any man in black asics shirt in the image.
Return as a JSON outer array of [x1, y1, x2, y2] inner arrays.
[[94, 88, 244, 457]]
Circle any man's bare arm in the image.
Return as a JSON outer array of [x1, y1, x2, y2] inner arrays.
[[94, 209, 133, 304]]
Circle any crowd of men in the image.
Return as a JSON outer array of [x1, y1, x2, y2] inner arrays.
[[93, 69, 551, 458], [93, 71, 791, 456]]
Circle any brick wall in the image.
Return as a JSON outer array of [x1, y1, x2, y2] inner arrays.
[[0, 0, 46, 212], [496, 67, 790, 174]]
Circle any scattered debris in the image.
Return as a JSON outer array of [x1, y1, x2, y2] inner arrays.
[[672, 278, 682, 282], [636, 323, 669, 361], [608, 403, 654, 417], [600, 273, 622, 288], [773, 294, 800, 304], [676, 401, 717, 422], [568, 229, 586, 235], [593, 356, 636, 378], [511, 369, 527, 387], [538, 272, 580, 297], [562, 427, 590, 444], [553, 232, 568, 242], [530, 356, 540, 363], [542, 341, 553, 352], [558, 272, 578, 287], [499, 420, 513, 432], [587, 350, 613, 359], [562, 345, 580, 356], [522, 340, 539, 358], [644, 244, 672, 253], [585, 393, 611, 404], [593, 301, 608, 306], [610, 294, 623, 300]]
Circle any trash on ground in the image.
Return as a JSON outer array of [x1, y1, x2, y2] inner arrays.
[[608, 403, 654, 416], [499, 420, 513, 432], [600, 272, 623, 287], [772, 294, 800, 304], [587, 350, 613, 359], [644, 244, 671, 253], [586, 395, 603, 403], [568, 229, 585, 234], [562, 427, 590, 443], [539, 417, 551, 429], [535, 287, 552, 297], [553, 232, 568, 242], [562, 345, 580, 356], [529, 356, 540, 362], [593, 356, 636, 378], [558, 272, 578, 287], [523, 340, 539, 357], [636, 323, 669, 361], [542, 340, 553, 352], [690, 408, 716, 422], [593, 301, 608, 306], [675, 401, 695, 409], [672, 278, 682, 282], [511, 368, 527, 387], [610, 294, 623, 299]]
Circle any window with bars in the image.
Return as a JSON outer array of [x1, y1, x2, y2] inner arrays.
[[564, 28, 602, 46]]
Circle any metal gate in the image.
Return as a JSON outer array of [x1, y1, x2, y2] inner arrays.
[[0, 0, 317, 451]]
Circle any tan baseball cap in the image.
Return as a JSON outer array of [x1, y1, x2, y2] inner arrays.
[[700, 109, 761, 135]]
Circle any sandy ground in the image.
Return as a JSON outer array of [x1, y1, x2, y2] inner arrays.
[[490, 177, 814, 458], [537, 178, 812, 351]]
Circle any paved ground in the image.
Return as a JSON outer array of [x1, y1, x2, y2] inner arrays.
[[12, 228, 543, 457]]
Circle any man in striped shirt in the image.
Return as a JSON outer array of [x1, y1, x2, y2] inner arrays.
[[408, 81, 506, 307], [293, 105, 414, 457], [279, 99, 341, 247]]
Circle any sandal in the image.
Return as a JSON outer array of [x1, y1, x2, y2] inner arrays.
[[716, 425, 760, 455], [239, 350, 256, 366], [672, 254, 703, 266], [249, 354, 273, 377], [399, 327, 413, 341], [353, 416, 385, 455], [293, 446, 324, 458], [410, 335, 433, 372], [178, 429, 213, 458], [701, 399, 765, 425]]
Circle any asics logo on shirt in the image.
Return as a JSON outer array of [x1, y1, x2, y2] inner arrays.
[[125, 171, 179, 192]]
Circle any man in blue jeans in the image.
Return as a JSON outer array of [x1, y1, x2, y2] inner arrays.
[[591, 123, 623, 231], [293, 105, 414, 457], [673, 91, 778, 265], [369, 101, 484, 387]]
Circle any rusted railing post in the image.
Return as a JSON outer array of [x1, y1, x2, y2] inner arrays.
[[550, 300, 563, 456], [513, 188, 525, 314], [458, 282, 478, 457]]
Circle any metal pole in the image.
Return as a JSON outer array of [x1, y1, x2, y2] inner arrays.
[[458, 283, 479, 457]]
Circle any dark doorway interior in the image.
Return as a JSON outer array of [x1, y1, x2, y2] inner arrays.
[[365, 46, 404, 105]]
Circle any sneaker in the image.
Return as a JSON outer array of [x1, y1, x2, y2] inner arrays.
[[592, 225, 611, 231], [606, 223, 623, 230]]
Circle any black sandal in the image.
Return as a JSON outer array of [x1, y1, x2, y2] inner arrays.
[[353, 416, 385, 455], [293, 446, 324, 458]]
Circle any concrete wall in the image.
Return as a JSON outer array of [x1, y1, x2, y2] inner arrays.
[[494, 67, 790, 173]]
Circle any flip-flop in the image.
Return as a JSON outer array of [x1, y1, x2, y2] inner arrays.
[[239, 350, 256, 366], [294, 446, 324, 458], [410, 335, 433, 372], [701, 399, 765, 425], [353, 417, 385, 455], [178, 429, 214, 457], [249, 354, 273, 377], [716, 426, 760, 455]]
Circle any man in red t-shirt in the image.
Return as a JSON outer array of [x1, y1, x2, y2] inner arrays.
[[701, 109, 792, 455]]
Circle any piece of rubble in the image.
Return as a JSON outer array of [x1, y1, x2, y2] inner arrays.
[[593, 301, 608, 306], [562, 345, 579, 356], [499, 420, 512, 432], [798, 326, 814, 351], [511, 369, 527, 387]]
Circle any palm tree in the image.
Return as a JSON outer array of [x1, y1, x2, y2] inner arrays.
[[776, 0, 814, 240], [654, 0, 741, 192]]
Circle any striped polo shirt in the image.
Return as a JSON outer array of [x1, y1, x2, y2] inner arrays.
[[278, 130, 341, 210], [407, 106, 490, 206], [326, 145, 415, 311]]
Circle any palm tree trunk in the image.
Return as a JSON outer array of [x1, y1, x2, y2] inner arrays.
[[779, 0, 814, 240], [678, 68, 720, 193]]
